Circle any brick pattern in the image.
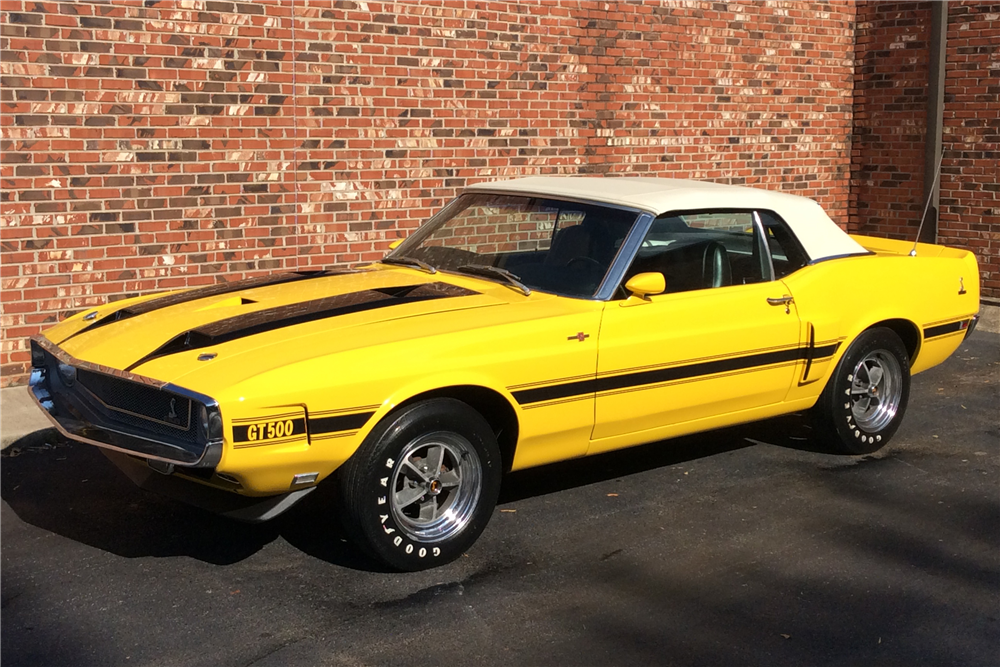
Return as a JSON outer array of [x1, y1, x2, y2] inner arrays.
[[850, 2, 931, 237], [939, 3, 999, 301], [2, 0, 858, 386], [851, 1, 999, 301]]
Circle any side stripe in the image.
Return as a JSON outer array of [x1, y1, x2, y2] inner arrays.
[[511, 342, 840, 406], [228, 408, 376, 445], [923, 319, 970, 340], [812, 342, 840, 359], [309, 411, 375, 437]]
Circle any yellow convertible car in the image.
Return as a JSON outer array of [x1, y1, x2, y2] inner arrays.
[[29, 177, 980, 570]]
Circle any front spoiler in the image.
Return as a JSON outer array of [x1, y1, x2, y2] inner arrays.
[[102, 450, 315, 523]]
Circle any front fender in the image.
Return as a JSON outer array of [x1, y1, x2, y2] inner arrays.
[[372, 371, 521, 426]]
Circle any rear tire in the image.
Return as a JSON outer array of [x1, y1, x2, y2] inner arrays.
[[337, 398, 501, 571], [812, 327, 911, 455]]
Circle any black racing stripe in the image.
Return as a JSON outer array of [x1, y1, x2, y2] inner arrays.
[[309, 411, 375, 435], [125, 282, 477, 371], [60, 270, 347, 344], [812, 342, 840, 360], [513, 377, 596, 406], [813, 343, 840, 359], [804, 339, 841, 382], [513, 346, 816, 406], [923, 320, 966, 339]]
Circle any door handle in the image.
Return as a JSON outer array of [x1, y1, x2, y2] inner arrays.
[[767, 295, 793, 314]]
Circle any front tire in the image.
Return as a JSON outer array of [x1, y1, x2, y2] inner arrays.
[[337, 398, 502, 571], [812, 327, 911, 455]]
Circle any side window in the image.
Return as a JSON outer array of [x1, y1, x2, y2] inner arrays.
[[757, 211, 809, 279], [623, 211, 766, 295]]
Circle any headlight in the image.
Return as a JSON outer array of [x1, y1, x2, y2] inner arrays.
[[56, 362, 77, 387], [31, 342, 46, 369], [198, 404, 223, 442], [199, 405, 209, 438]]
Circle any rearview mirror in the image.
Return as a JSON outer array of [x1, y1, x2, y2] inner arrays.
[[624, 272, 665, 300]]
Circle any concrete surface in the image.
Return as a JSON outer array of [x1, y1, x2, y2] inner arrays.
[[1, 333, 997, 667], [980, 302, 1000, 335], [0, 384, 56, 451]]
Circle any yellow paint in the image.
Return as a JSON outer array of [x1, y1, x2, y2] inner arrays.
[[624, 272, 665, 298], [591, 281, 801, 447]]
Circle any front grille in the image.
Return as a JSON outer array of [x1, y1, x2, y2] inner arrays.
[[76, 369, 198, 443], [30, 336, 220, 466]]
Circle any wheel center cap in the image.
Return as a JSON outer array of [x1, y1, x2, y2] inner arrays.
[[427, 479, 442, 496]]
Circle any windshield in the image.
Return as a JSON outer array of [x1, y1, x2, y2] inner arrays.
[[387, 193, 641, 298]]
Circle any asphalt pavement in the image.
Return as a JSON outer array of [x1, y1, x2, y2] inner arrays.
[[2, 332, 998, 667]]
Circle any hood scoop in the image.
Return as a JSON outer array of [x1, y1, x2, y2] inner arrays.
[[196, 295, 258, 312], [125, 282, 478, 372]]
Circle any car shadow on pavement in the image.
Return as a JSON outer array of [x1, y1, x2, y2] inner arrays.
[[500, 412, 830, 504], [0, 433, 390, 571], [1, 413, 834, 571], [1, 436, 279, 566]]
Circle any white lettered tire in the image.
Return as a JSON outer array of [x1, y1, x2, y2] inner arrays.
[[812, 327, 911, 455], [337, 398, 502, 571]]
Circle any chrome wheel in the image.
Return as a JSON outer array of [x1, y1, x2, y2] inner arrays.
[[850, 349, 903, 432], [390, 431, 482, 543]]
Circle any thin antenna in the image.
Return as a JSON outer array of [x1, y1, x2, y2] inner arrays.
[[910, 153, 944, 256]]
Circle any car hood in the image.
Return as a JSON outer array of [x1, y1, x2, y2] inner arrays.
[[50, 266, 520, 386]]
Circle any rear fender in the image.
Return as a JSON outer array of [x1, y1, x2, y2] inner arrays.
[[783, 251, 977, 403]]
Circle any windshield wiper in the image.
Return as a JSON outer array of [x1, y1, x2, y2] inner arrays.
[[456, 264, 531, 296], [380, 256, 437, 275]]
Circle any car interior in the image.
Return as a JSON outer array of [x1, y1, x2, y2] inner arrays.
[[409, 197, 638, 298], [403, 195, 809, 300], [620, 211, 810, 296]]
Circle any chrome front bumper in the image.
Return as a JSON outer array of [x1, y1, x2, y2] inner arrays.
[[964, 313, 980, 341], [29, 336, 223, 468]]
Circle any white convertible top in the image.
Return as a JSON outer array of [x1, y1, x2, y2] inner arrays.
[[468, 177, 867, 262]]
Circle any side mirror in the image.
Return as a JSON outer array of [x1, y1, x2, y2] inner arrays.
[[388, 239, 403, 250], [624, 272, 665, 301], [619, 273, 667, 306]]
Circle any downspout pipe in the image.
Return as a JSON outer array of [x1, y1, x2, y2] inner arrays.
[[921, 1, 947, 244]]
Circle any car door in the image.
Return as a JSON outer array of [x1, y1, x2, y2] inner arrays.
[[591, 210, 803, 449]]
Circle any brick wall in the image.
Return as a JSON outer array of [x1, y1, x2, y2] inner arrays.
[[851, 1, 999, 301], [850, 2, 930, 237], [1, 0, 856, 386], [939, 2, 999, 302]]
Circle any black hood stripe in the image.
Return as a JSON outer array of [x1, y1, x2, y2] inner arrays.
[[125, 282, 478, 371], [60, 270, 350, 344]]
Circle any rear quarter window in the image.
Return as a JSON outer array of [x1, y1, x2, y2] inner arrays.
[[757, 210, 810, 278]]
